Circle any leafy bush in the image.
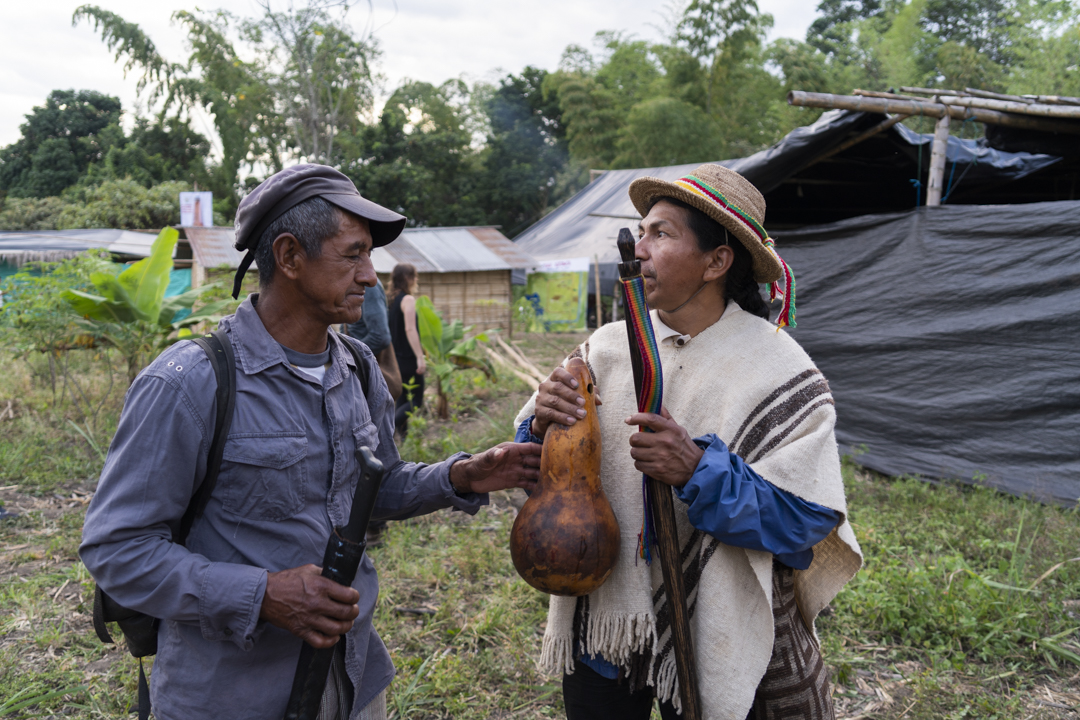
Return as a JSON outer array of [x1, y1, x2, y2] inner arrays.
[[55, 179, 191, 230], [414, 296, 495, 419], [0, 196, 66, 231], [0, 253, 102, 355], [62, 228, 230, 382], [0, 179, 226, 231]]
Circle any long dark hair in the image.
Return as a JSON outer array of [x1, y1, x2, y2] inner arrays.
[[389, 263, 417, 301], [646, 197, 770, 320]]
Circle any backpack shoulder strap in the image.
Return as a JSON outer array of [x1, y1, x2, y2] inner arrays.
[[341, 334, 373, 399], [180, 329, 236, 544]]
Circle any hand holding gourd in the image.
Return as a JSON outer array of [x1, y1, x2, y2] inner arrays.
[[511, 358, 619, 596]]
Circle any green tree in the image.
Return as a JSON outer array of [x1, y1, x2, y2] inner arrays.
[[244, 1, 379, 164], [75, 3, 379, 208], [74, 5, 287, 210], [677, 0, 774, 115], [0, 90, 122, 198], [612, 97, 722, 167], [0, 197, 65, 231], [342, 80, 486, 227], [543, 37, 664, 169], [807, 0, 899, 55], [478, 67, 570, 236]]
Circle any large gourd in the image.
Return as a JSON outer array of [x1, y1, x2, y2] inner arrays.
[[510, 358, 620, 596]]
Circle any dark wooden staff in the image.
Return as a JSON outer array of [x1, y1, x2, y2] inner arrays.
[[617, 228, 702, 720]]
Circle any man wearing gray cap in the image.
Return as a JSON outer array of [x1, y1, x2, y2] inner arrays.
[[80, 165, 541, 720]]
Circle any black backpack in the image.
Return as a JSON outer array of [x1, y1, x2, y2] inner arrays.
[[92, 330, 372, 719]]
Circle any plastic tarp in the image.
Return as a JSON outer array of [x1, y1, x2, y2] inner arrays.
[[775, 200, 1080, 504], [513, 110, 1061, 290]]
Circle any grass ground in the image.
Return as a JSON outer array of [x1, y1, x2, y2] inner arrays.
[[0, 330, 1078, 718]]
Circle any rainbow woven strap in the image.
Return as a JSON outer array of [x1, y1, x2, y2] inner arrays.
[[621, 274, 664, 564], [674, 174, 797, 329]]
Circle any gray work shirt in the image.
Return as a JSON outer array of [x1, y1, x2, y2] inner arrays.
[[80, 296, 483, 720]]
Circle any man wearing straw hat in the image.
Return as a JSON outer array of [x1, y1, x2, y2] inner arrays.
[[515, 164, 863, 719]]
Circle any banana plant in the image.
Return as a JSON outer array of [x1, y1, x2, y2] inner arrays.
[[414, 295, 494, 419], [63, 227, 233, 382]]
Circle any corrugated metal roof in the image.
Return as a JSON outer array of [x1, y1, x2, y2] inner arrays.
[[377, 227, 535, 273], [468, 227, 536, 268], [380, 236, 438, 272], [404, 228, 506, 271], [0, 229, 172, 264], [0, 224, 537, 275], [370, 247, 397, 274], [184, 227, 244, 269]]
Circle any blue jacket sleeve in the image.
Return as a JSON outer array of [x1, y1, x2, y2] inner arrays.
[[674, 434, 840, 570], [516, 414, 543, 445]]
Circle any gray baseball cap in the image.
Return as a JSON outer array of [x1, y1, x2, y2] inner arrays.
[[231, 164, 406, 298]]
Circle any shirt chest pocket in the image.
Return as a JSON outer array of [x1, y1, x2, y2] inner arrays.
[[351, 421, 380, 457], [348, 421, 381, 479], [219, 433, 308, 522]]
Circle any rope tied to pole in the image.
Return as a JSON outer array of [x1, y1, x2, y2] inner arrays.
[[942, 116, 979, 204]]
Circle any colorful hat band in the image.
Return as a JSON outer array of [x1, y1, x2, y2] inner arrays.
[[672, 174, 797, 329], [673, 175, 769, 243]]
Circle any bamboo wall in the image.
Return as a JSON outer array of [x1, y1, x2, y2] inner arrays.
[[378, 269, 512, 333]]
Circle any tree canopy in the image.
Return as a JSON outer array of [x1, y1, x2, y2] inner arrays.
[[1, 0, 1077, 234]]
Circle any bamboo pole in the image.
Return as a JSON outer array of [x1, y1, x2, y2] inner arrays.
[[495, 335, 547, 384], [926, 114, 951, 206], [853, 88, 927, 102], [937, 94, 1080, 119], [787, 91, 1080, 135], [900, 85, 963, 97], [593, 254, 603, 328], [1027, 95, 1080, 106], [895, 85, 1080, 117], [964, 88, 1035, 104], [484, 346, 542, 387]]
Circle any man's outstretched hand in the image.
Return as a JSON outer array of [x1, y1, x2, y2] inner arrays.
[[260, 564, 360, 649], [449, 442, 541, 495]]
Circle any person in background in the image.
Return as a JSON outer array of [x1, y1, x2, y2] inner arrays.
[[387, 263, 425, 436], [346, 276, 401, 548], [347, 277, 402, 401]]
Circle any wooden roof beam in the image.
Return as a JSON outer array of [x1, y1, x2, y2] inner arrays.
[[787, 91, 1080, 135]]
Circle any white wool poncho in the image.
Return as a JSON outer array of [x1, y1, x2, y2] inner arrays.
[[515, 304, 863, 719]]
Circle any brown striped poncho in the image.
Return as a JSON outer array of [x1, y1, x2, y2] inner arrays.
[[515, 303, 862, 719]]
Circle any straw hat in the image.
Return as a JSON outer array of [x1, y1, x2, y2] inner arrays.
[[628, 163, 784, 283]]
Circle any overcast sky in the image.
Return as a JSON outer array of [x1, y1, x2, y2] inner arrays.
[[0, 0, 819, 148]]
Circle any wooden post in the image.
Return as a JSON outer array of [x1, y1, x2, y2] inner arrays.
[[191, 260, 206, 289], [593, 255, 602, 328], [926, 114, 951, 206]]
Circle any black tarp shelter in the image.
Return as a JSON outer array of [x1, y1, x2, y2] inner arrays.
[[514, 109, 1080, 503]]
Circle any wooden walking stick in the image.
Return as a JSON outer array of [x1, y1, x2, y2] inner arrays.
[[616, 228, 702, 720]]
